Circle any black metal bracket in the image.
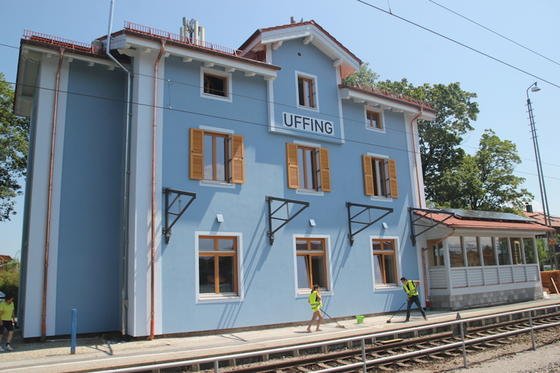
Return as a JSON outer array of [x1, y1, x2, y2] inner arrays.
[[346, 202, 393, 246], [409, 207, 454, 246], [266, 196, 309, 245], [163, 188, 196, 244]]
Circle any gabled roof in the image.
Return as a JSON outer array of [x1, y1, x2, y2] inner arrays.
[[415, 208, 554, 233], [239, 20, 362, 69], [523, 211, 560, 229]]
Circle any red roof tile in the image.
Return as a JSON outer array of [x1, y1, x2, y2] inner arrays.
[[339, 84, 436, 113], [523, 211, 560, 229], [415, 210, 554, 232]]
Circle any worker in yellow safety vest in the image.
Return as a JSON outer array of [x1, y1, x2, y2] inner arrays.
[[400, 277, 427, 322], [306, 284, 323, 332]]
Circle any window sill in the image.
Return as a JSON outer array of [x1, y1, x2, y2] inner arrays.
[[374, 284, 400, 291], [296, 189, 324, 197], [296, 104, 319, 112], [365, 126, 385, 134], [199, 180, 236, 189], [201, 92, 232, 103], [296, 290, 332, 298], [197, 293, 242, 303], [369, 195, 393, 202]]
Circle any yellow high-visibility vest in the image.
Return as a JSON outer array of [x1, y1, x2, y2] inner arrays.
[[403, 280, 419, 297]]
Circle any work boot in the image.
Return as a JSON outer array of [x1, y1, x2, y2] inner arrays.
[[5, 343, 13, 351], [404, 318, 409, 322], [423, 314, 427, 321]]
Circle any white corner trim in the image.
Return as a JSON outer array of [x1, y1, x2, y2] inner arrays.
[[200, 67, 233, 103], [194, 232, 244, 304], [294, 70, 320, 112]]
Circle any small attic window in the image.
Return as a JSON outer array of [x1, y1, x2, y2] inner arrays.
[[204, 73, 227, 97], [297, 73, 317, 109], [365, 109, 383, 131], [201, 68, 232, 102]]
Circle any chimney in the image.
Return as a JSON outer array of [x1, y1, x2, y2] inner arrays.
[[526, 204, 533, 213]]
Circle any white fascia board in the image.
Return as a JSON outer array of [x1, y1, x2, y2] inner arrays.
[[340, 87, 436, 120], [23, 45, 117, 68], [452, 228, 546, 237], [239, 35, 262, 57], [261, 25, 361, 70], [123, 36, 277, 80]]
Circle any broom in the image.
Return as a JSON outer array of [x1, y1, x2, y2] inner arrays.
[[386, 302, 406, 323], [321, 309, 346, 328]]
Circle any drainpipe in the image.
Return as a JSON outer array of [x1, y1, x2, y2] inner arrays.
[[106, 0, 132, 337], [150, 40, 166, 340], [41, 47, 65, 340]]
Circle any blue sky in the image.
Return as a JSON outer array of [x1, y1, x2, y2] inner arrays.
[[1, 0, 559, 258]]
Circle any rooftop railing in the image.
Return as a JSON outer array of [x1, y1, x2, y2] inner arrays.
[[124, 21, 242, 56], [23, 30, 98, 53]]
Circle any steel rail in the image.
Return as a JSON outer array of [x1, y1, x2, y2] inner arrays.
[[316, 319, 560, 372], [92, 303, 560, 373]]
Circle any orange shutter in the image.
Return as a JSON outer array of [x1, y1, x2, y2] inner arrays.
[[388, 159, 399, 198], [362, 155, 374, 196], [286, 143, 299, 189], [319, 148, 331, 192], [189, 128, 204, 180], [230, 135, 245, 184]]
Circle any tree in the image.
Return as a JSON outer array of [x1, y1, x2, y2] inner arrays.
[[343, 65, 479, 204], [374, 79, 479, 205], [342, 63, 379, 88], [0, 73, 29, 221], [439, 129, 532, 211]]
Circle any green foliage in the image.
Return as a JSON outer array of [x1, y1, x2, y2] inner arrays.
[[375, 79, 479, 204], [438, 130, 532, 211], [0, 73, 29, 221], [342, 63, 379, 87], [0, 259, 20, 304]]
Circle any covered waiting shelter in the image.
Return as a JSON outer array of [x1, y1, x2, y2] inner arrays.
[[411, 208, 554, 310]]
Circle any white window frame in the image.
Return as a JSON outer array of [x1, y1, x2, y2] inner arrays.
[[364, 106, 385, 133], [292, 234, 333, 297], [197, 125, 236, 188], [293, 140, 324, 195], [366, 152, 393, 202], [370, 235, 401, 291], [295, 70, 319, 112], [200, 67, 233, 103], [195, 231, 244, 303]]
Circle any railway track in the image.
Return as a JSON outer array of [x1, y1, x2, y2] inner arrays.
[[97, 304, 560, 373], [217, 311, 560, 372]]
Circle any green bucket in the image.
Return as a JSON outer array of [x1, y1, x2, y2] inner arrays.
[[356, 315, 365, 324]]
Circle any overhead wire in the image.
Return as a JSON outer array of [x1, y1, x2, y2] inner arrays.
[[3, 77, 559, 185], [355, 0, 560, 90], [427, 0, 560, 68]]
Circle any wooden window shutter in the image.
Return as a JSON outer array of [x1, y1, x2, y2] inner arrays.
[[388, 159, 399, 198], [230, 134, 245, 184], [362, 155, 374, 196], [319, 148, 331, 192], [189, 128, 204, 180], [286, 143, 299, 189]]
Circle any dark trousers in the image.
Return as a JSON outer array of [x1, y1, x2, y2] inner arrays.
[[405, 295, 426, 320]]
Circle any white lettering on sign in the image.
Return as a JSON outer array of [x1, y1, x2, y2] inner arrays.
[[282, 112, 334, 136]]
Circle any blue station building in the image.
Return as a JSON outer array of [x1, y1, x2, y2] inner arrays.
[[15, 19, 545, 339]]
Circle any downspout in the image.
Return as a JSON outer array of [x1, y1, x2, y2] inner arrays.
[[106, 0, 132, 336], [41, 47, 65, 340], [150, 40, 166, 340]]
